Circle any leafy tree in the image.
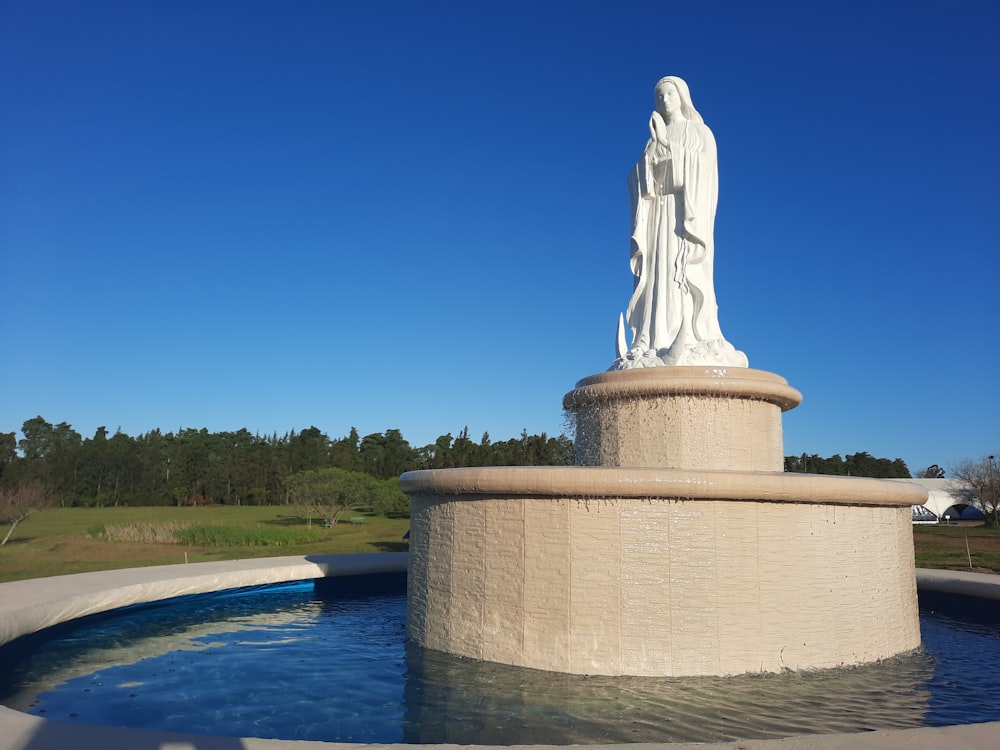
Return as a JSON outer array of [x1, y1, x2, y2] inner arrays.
[[330, 427, 360, 471], [950, 454, 1000, 526], [16, 418, 82, 503], [288, 468, 378, 526], [451, 426, 478, 467], [918, 464, 946, 478], [134, 429, 173, 505], [18, 416, 56, 461], [357, 430, 419, 479], [288, 427, 331, 472], [0, 432, 16, 480], [478, 431, 494, 465], [246, 487, 270, 505], [80, 426, 110, 505], [105, 429, 139, 505], [370, 478, 410, 517], [210, 429, 265, 506], [170, 428, 214, 505], [551, 433, 575, 465], [419, 433, 454, 469]]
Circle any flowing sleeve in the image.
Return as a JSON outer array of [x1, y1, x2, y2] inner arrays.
[[628, 140, 655, 277], [672, 124, 718, 252]]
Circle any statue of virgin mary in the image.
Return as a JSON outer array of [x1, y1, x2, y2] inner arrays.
[[612, 76, 747, 370]]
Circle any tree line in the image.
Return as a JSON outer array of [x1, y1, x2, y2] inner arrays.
[[783, 452, 911, 478], [0, 417, 574, 509], [0, 416, 930, 512]]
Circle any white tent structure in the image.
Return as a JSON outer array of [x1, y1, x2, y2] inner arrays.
[[887, 478, 981, 523]]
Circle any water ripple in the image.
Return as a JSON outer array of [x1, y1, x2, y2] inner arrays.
[[1, 580, 998, 744]]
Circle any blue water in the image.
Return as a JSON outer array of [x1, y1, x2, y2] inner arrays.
[[1, 577, 999, 744]]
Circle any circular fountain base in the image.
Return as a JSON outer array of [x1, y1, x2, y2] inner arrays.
[[403, 467, 924, 676]]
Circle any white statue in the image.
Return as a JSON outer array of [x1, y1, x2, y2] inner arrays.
[[612, 76, 748, 370]]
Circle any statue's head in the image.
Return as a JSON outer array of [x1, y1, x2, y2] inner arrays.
[[654, 76, 703, 124]]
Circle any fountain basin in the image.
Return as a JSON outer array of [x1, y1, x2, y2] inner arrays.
[[0, 557, 998, 749]]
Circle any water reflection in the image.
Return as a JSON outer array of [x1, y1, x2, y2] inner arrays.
[[1, 581, 996, 744], [403, 642, 932, 744]]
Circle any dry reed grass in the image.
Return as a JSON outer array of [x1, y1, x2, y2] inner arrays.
[[94, 522, 187, 544]]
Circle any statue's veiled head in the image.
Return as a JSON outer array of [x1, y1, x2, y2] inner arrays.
[[654, 76, 703, 124]]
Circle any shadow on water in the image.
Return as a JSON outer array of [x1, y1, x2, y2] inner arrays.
[[14, 719, 247, 750], [918, 589, 1000, 621], [371, 541, 409, 552]]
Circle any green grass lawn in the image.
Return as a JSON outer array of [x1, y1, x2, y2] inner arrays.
[[0, 505, 410, 582], [2, 507, 997, 583], [912, 524, 1000, 572]]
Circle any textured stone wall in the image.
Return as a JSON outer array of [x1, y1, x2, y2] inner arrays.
[[407, 494, 920, 676], [565, 367, 801, 471]]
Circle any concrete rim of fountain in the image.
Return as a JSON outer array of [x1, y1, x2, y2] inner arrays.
[[565, 366, 803, 412], [0, 555, 997, 750], [400, 466, 926, 507]]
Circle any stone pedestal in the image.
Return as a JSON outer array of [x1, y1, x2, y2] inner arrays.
[[565, 367, 801, 471], [402, 368, 924, 676]]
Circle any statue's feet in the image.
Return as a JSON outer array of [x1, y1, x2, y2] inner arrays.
[[610, 340, 748, 370], [672, 339, 748, 368], [610, 347, 661, 370]]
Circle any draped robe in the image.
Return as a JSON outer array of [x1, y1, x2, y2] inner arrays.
[[624, 112, 738, 366]]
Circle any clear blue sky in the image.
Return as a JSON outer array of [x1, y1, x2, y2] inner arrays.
[[2, 0, 997, 474]]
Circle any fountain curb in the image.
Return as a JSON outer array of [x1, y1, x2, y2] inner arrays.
[[399, 466, 926, 506], [564, 366, 803, 412], [0, 556, 997, 750]]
